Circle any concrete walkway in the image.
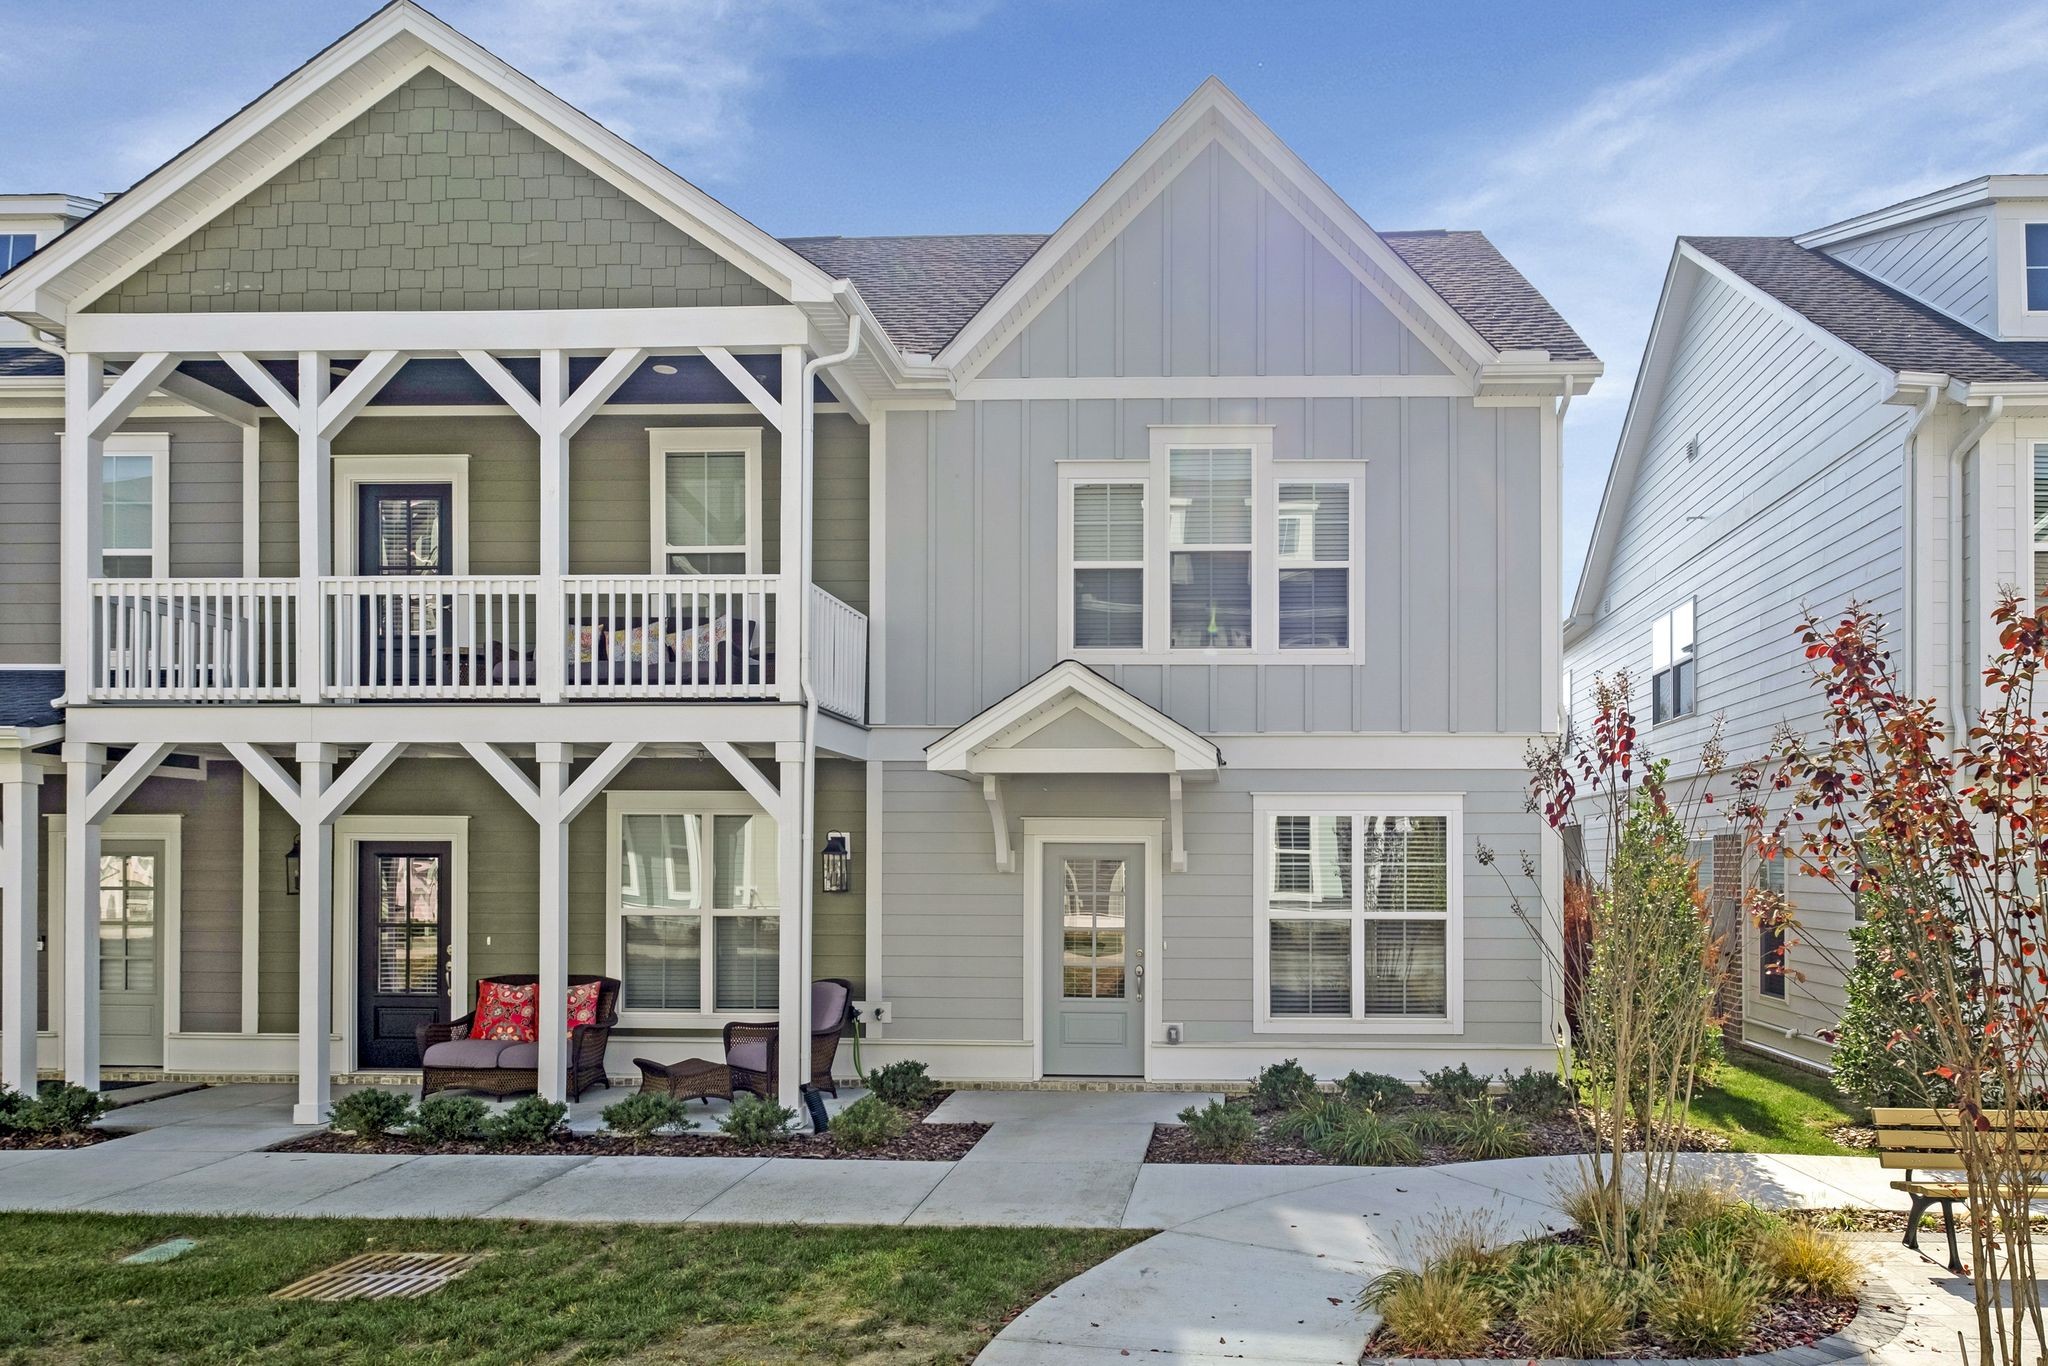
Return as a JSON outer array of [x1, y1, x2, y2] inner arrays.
[[0, 1087, 1973, 1362]]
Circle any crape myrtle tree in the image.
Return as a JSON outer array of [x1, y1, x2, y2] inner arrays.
[[1732, 592, 2048, 1366], [1482, 671, 1728, 1271]]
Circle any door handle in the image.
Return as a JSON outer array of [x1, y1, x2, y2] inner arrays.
[[1134, 961, 1144, 1002]]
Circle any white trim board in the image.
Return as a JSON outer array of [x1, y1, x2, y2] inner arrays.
[[332, 814, 470, 1074], [332, 454, 472, 576]]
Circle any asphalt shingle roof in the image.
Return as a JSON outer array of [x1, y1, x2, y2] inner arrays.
[[1382, 230, 1595, 362], [0, 347, 62, 378], [1685, 235, 2048, 384], [0, 669, 61, 728]]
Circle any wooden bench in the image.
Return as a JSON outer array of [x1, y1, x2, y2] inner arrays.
[[1872, 1105, 2048, 1273]]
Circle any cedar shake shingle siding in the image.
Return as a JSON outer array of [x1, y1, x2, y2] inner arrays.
[[89, 70, 776, 314]]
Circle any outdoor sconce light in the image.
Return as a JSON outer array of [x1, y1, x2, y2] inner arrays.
[[821, 831, 852, 894], [285, 837, 302, 897]]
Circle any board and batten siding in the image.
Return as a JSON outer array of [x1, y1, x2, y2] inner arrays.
[[875, 762, 1547, 1051], [1823, 209, 1995, 335], [0, 415, 245, 665], [1565, 266, 1907, 766], [883, 396, 1542, 734]]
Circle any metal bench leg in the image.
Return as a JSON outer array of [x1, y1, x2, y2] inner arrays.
[[1903, 1193, 1933, 1252], [1941, 1199, 1964, 1274]]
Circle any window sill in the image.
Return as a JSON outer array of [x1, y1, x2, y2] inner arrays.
[[615, 1009, 787, 1031], [1253, 1014, 1461, 1036], [1065, 648, 1363, 667]]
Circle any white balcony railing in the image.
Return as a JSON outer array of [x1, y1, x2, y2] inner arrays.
[[89, 578, 299, 701], [84, 574, 865, 717], [808, 584, 868, 722], [321, 576, 542, 701]]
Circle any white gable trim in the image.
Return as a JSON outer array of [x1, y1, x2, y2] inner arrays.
[[1565, 241, 1901, 638], [925, 660, 1221, 777], [934, 77, 1501, 386], [0, 1, 840, 331]]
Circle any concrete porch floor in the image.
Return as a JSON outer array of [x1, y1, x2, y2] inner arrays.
[[0, 1085, 1970, 1363]]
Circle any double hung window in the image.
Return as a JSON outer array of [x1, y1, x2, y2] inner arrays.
[[1651, 599, 1695, 723], [100, 433, 169, 579], [648, 428, 761, 575]]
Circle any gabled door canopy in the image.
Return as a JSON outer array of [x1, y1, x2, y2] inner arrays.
[[927, 661, 1219, 874]]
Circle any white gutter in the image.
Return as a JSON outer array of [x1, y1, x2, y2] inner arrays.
[[1947, 396, 2004, 739], [1897, 382, 1943, 693]]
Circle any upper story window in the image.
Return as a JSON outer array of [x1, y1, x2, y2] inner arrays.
[[0, 234, 35, 274], [1650, 598, 1695, 724], [1057, 426, 1359, 661], [648, 427, 761, 575], [2027, 225, 2048, 312], [101, 433, 168, 578]]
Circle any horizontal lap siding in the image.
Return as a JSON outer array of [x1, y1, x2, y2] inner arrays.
[[878, 763, 1547, 1049]]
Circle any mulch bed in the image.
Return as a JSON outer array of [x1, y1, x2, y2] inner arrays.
[[1362, 1291, 1858, 1360], [0, 1128, 117, 1151], [1145, 1104, 1726, 1166], [271, 1091, 987, 1162]]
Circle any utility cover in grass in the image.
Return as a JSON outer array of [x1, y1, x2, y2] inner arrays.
[[120, 1238, 198, 1264], [272, 1252, 481, 1301]]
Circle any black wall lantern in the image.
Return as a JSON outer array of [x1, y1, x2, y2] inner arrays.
[[285, 837, 302, 897], [821, 831, 852, 894]]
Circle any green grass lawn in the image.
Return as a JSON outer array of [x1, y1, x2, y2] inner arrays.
[[1688, 1047, 1869, 1156], [0, 1213, 1144, 1365]]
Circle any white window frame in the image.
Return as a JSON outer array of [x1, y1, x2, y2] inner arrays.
[[647, 426, 763, 576], [2031, 442, 2048, 600], [100, 432, 170, 578], [2026, 223, 2048, 315], [1251, 792, 1464, 1035], [1650, 597, 1696, 725], [332, 454, 472, 576], [1055, 426, 1362, 662], [604, 790, 781, 1027]]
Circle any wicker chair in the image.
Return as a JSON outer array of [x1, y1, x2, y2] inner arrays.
[[723, 978, 855, 1101], [416, 974, 620, 1101]]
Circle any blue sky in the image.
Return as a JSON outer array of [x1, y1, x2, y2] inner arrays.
[[9, 0, 2048, 595]]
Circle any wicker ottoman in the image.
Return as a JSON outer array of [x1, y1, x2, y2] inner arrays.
[[632, 1057, 734, 1105]]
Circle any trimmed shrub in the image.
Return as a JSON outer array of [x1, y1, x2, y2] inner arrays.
[[1446, 1103, 1532, 1161], [405, 1093, 488, 1144], [329, 1089, 412, 1141], [1248, 1058, 1318, 1113], [1338, 1070, 1415, 1109], [602, 1092, 689, 1139], [0, 1085, 32, 1131], [1269, 1092, 1354, 1147], [1178, 1098, 1257, 1157], [721, 1093, 797, 1143], [1756, 1223, 1860, 1298], [1369, 1268, 1492, 1355], [829, 1094, 908, 1150], [864, 1060, 937, 1110], [1419, 1063, 1491, 1107], [482, 1095, 568, 1147], [1317, 1108, 1422, 1165], [21, 1085, 109, 1135], [1516, 1265, 1630, 1357], [1647, 1251, 1767, 1354], [1499, 1067, 1574, 1118]]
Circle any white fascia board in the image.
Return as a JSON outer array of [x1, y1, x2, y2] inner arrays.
[[0, 1, 844, 330], [1794, 177, 1994, 250], [925, 660, 1220, 776], [67, 305, 810, 357]]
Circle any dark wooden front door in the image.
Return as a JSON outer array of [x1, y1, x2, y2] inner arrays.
[[355, 483, 453, 686], [356, 842, 453, 1069]]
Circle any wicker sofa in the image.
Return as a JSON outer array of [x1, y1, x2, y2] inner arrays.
[[416, 973, 620, 1101], [722, 978, 855, 1100]]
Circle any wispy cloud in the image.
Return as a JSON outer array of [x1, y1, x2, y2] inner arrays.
[[1387, 3, 2048, 596], [441, 0, 996, 181]]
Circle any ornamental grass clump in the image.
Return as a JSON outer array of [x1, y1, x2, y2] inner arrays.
[[1269, 1091, 1353, 1147], [1756, 1221, 1860, 1298], [1515, 1264, 1630, 1357], [1647, 1250, 1769, 1354], [829, 1094, 908, 1150], [1177, 1098, 1256, 1157], [328, 1089, 412, 1142], [1316, 1107, 1421, 1165], [1363, 1267, 1492, 1356], [1445, 1102, 1532, 1161]]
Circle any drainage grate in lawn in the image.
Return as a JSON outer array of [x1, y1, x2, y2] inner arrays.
[[272, 1252, 481, 1302]]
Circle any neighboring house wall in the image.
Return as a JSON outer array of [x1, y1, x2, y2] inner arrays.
[[90, 69, 775, 314], [1823, 209, 1996, 334]]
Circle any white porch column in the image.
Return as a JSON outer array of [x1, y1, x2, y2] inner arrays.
[[536, 352, 569, 706], [61, 743, 103, 1087], [61, 355, 105, 705], [778, 345, 805, 703], [775, 743, 808, 1111], [294, 743, 336, 1123], [534, 742, 571, 1101], [0, 745, 43, 1092], [294, 354, 332, 702]]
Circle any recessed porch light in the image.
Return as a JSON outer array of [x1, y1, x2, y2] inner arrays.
[[651, 362, 679, 375]]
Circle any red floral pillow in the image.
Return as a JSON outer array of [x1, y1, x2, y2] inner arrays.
[[469, 980, 538, 1042], [566, 981, 602, 1035]]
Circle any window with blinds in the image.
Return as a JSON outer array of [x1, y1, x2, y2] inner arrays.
[[1260, 801, 1458, 1026], [1169, 448, 1253, 649], [615, 805, 778, 1016], [101, 451, 160, 579], [2033, 445, 2048, 601], [1276, 482, 1350, 648], [662, 450, 750, 574], [1072, 482, 1145, 648]]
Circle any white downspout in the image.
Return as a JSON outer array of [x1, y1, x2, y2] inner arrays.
[[1898, 384, 1941, 694], [794, 296, 861, 1092], [1948, 396, 2004, 740]]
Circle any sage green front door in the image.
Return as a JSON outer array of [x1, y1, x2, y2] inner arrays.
[[1042, 844, 1144, 1076], [97, 841, 165, 1068]]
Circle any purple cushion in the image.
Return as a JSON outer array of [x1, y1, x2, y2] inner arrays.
[[726, 1039, 770, 1073], [497, 1041, 539, 1069], [423, 1038, 516, 1069], [811, 981, 849, 1030]]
